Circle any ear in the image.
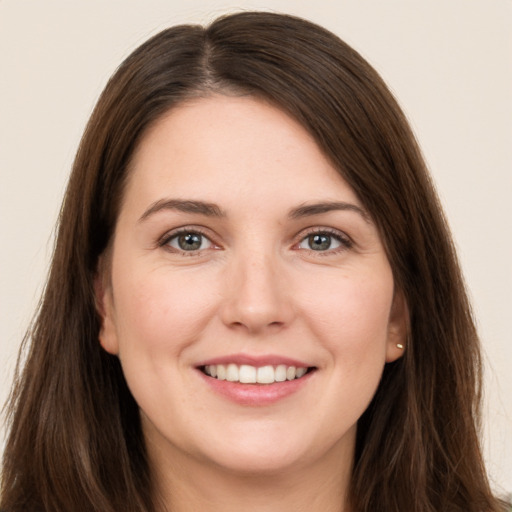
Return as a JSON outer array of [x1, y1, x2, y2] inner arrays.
[[385, 289, 409, 363], [94, 258, 119, 356]]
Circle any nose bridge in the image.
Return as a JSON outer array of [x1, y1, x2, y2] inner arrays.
[[221, 241, 293, 333]]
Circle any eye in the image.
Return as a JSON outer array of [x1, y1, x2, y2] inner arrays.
[[297, 231, 350, 252], [164, 231, 213, 252]]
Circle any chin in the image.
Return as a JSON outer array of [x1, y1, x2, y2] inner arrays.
[[204, 441, 308, 476], [191, 420, 351, 477]]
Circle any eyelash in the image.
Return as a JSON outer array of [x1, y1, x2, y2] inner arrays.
[[158, 227, 216, 256], [294, 228, 353, 255], [157, 227, 353, 256]]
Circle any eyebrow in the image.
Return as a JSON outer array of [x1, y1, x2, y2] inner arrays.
[[138, 198, 370, 223], [139, 199, 226, 222], [288, 201, 371, 222]]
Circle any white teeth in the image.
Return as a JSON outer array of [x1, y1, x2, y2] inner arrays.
[[226, 363, 239, 382], [239, 364, 257, 383], [275, 364, 287, 382], [216, 364, 226, 380], [257, 365, 275, 384], [286, 366, 296, 381], [296, 367, 307, 378], [203, 363, 310, 384]]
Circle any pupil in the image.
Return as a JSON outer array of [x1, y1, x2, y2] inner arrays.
[[310, 234, 331, 251], [178, 233, 202, 251]]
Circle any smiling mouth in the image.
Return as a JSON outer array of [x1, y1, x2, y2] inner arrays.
[[200, 364, 315, 385]]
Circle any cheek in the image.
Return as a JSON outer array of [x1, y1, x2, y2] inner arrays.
[[111, 265, 218, 356], [301, 270, 394, 419], [299, 269, 394, 357]]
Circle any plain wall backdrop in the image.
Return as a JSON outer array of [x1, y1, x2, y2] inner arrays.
[[1, 0, 511, 496]]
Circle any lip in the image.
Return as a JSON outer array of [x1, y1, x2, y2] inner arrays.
[[196, 353, 311, 368], [194, 353, 316, 406]]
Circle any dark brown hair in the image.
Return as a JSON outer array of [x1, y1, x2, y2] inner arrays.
[[1, 11, 508, 512]]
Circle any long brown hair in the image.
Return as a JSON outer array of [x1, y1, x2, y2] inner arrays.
[[1, 11, 508, 512]]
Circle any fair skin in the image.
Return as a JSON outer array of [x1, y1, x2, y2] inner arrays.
[[97, 95, 407, 512]]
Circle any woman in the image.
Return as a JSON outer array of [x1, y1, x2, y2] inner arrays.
[[1, 11, 508, 512]]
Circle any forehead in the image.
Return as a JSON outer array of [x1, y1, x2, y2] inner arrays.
[[123, 94, 362, 217]]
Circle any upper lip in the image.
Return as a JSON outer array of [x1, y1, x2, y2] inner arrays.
[[195, 354, 313, 368]]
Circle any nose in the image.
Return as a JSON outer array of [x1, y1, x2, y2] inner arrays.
[[219, 251, 295, 334]]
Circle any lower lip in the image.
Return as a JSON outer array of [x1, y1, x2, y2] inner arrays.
[[197, 370, 315, 406]]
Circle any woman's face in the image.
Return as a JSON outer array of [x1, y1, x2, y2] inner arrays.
[[98, 95, 406, 477]]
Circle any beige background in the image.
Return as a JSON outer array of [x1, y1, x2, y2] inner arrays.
[[1, 0, 511, 496]]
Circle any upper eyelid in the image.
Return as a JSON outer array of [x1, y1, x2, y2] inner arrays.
[[157, 226, 217, 248], [155, 225, 353, 249], [293, 228, 354, 255], [294, 226, 352, 243]]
